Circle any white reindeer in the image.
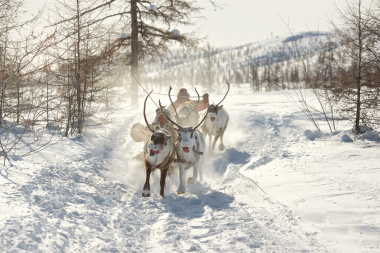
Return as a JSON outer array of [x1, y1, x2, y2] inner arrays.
[[142, 91, 176, 198], [202, 82, 230, 153], [168, 86, 200, 127], [159, 100, 208, 194]]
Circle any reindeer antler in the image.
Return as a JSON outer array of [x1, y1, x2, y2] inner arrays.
[[186, 88, 200, 118], [159, 99, 182, 129], [168, 86, 179, 117], [192, 108, 209, 132], [216, 81, 231, 106], [160, 92, 208, 132], [143, 91, 155, 133]]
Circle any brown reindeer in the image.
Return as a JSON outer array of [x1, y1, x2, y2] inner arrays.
[[142, 91, 176, 198]]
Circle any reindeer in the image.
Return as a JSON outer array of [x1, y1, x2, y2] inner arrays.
[[142, 91, 176, 198], [159, 99, 208, 194], [168, 86, 200, 127], [202, 82, 230, 153]]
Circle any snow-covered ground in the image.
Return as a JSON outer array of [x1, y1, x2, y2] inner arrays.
[[1, 84, 379, 252]]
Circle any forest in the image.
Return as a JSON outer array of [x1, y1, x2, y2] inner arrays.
[[1, 0, 380, 163]]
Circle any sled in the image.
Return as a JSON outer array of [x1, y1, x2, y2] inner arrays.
[[130, 123, 150, 142]]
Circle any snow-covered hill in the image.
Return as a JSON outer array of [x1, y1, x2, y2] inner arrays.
[[144, 31, 338, 88], [1, 84, 379, 252]]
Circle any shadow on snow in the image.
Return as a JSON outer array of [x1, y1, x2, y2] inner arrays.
[[209, 148, 250, 176], [164, 189, 235, 219]]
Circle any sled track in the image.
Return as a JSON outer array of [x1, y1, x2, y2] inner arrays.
[[0, 105, 330, 252]]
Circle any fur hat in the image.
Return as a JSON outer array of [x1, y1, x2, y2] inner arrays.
[[177, 88, 190, 100], [155, 108, 171, 119], [202, 93, 209, 102]]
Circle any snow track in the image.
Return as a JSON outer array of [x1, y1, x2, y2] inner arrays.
[[0, 93, 322, 252], [1, 89, 379, 252]]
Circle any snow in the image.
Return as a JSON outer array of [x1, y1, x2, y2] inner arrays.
[[150, 4, 158, 13], [121, 33, 128, 39], [1, 84, 380, 252], [172, 29, 181, 37]]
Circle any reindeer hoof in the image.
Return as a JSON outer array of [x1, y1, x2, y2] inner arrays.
[[177, 186, 186, 194], [187, 177, 196, 184], [219, 144, 225, 151], [142, 190, 150, 197]]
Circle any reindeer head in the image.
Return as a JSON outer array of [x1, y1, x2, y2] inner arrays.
[[176, 127, 197, 153], [207, 81, 230, 123], [207, 104, 224, 123], [144, 91, 172, 157], [147, 129, 171, 156], [159, 100, 208, 154]]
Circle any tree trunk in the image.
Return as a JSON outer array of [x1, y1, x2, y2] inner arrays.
[[0, 41, 6, 125], [65, 67, 72, 137], [355, 0, 363, 134], [130, 0, 139, 110], [76, 0, 83, 134], [46, 74, 49, 126], [17, 86, 20, 124]]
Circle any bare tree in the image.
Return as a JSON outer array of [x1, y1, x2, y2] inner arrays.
[[0, 0, 58, 163], [250, 64, 259, 92], [48, 0, 217, 109], [204, 43, 215, 92], [118, 0, 217, 109], [48, 0, 121, 135], [331, 0, 374, 134]]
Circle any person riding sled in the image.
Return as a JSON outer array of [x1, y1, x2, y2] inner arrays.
[[130, 107, 175, 143], [167, 88, 209, 119]]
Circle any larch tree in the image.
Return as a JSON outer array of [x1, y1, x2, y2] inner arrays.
[[0, 0, 54, 162], [115, 0, 216, 109], [48, 0, 217, 110], [331, 0, 373, 134], [48, 0, 120, 135], [204, 43, 215, 93]]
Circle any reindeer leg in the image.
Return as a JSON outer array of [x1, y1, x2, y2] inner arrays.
[[202, 125, 212, 154], [199, 162, 203, 182], [208, 133, 212, 153], [218, 131, 225, 151], [188, 163, 199, 184], [142, 164, 152, 197], [219, 117, 228, 151], [212, 134, 220, 152], [177, 163, 186, 194], [194, 155, 205, 182], [159, 168, 168, 198]]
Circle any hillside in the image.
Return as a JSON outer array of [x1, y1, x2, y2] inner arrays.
[[143, 31, 338, 92]]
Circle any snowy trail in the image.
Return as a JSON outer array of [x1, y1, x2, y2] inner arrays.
[[1, 88, 379, 252], [100, 92, 328, 252], [0, 92, 325, 252]]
